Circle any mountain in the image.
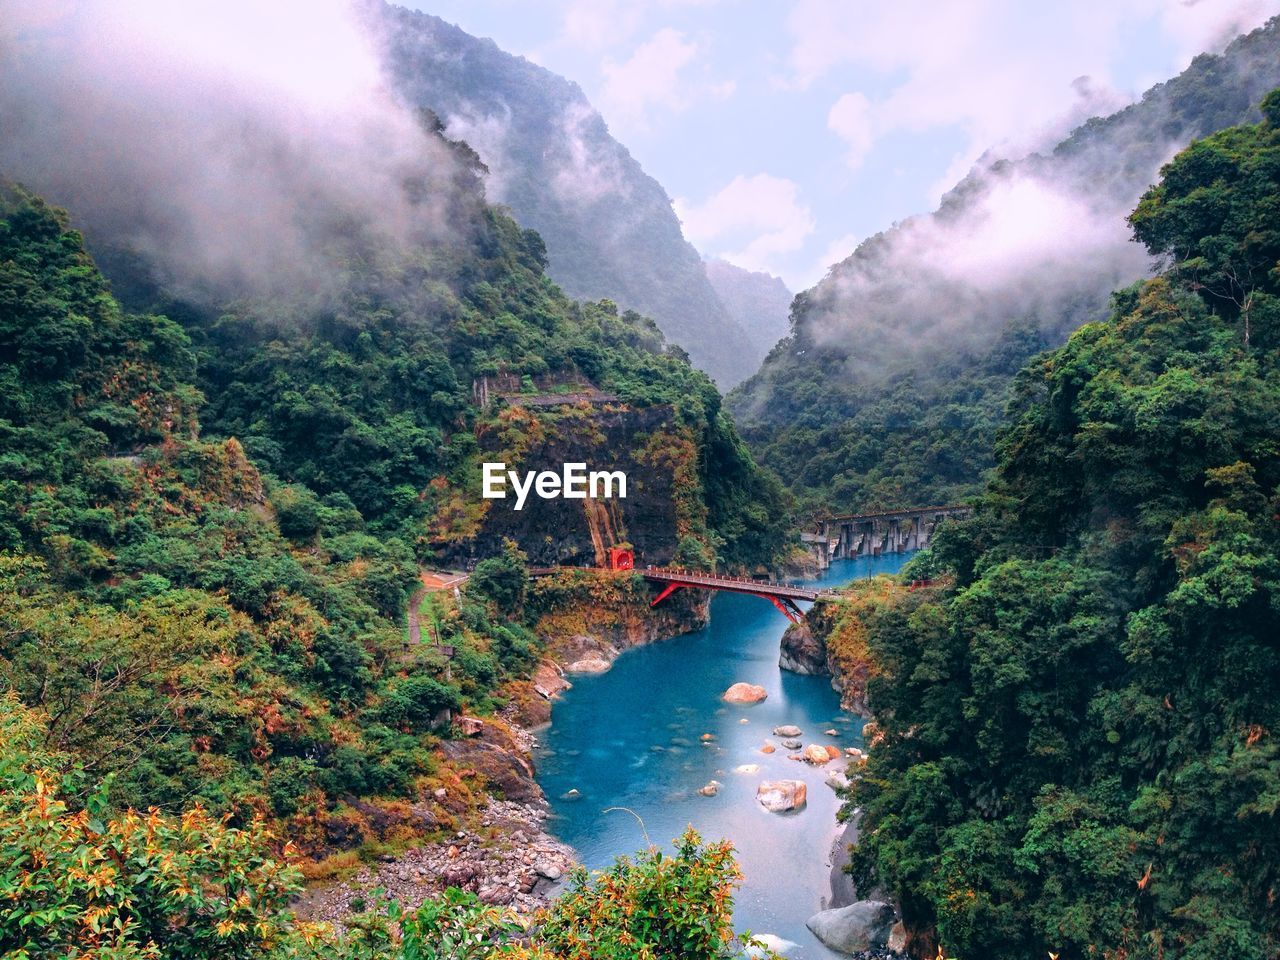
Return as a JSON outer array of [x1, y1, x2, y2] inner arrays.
[[836, 94, 1280, 957], [0, 147, 787, 808], [729, 17, 1280, 514], [703, 258, 794, 370], [0, 0, 790, 862], [370, 3, 755, 387]]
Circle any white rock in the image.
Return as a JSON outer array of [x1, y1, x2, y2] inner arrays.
[[756, 780, 807, 813]]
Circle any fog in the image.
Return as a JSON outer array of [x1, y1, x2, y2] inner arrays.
[[0, 0, 466, 306], [801, 164, 1159, 373]]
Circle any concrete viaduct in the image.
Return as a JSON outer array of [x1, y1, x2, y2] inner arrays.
[[802, 505, 971, 569]]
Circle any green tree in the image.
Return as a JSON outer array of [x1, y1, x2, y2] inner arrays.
[[841, 93, 1280, 960], [467, 544, 529, 615]]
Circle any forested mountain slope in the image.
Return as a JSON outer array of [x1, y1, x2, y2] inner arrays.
[[839, 92, 1280, 960], [730, 17, 1280, 515], [371, 3, 755, 386]]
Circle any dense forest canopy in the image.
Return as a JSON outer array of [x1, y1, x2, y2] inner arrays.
[[729, 17, 1280, 517], [842, 92, 1280, 959]]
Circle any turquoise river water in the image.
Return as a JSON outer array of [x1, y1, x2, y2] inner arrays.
[[535, 554, 912, 958]]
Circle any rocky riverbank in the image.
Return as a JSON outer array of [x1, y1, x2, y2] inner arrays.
[[293, 791, 576, 927], [514, 569, 712, 725], [296, 571, 712, 930], [779, 577, 940, 714], [783, 578, 943, 957]]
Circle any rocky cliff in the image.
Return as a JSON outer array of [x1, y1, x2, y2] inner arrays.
[[504, 568, 710, 728], [780, 578, 919, 715], [431, 402, 707, 568]]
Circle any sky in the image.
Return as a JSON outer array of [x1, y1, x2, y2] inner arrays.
[[411, 0, 1280, 290]]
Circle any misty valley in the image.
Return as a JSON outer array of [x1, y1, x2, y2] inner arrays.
[[1, 3, 1279, 960]]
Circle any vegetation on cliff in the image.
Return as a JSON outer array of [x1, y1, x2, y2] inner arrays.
[[372, 2, 757, 386], [838, 94, 1280, 959]]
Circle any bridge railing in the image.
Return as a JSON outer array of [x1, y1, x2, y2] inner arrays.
[[817, 504, 971, 524], [527, 563, 840, 598]]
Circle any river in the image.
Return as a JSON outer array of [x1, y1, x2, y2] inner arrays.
[[534, 554, 912, 958]]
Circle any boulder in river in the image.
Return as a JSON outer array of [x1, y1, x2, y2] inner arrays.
[[781, 738, 803, 750], [760, 741, 777, 754], [773, 724, 803, 738], [733, 763, 761, 775], [803, 744, 832, 765], [806, 900, 896, 953], [779, 619, 827, 675], [723, 682, 768, 704], [565, 657, 612, 674], [825, 767, 850, 791], [756, 780, 807, 813], [698, 780, 722, 797]]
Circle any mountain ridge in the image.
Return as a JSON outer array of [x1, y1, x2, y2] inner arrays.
[[373, 2, 756, 386], [729, 15, 1280, 513]]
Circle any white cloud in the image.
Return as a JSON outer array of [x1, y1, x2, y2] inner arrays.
[[827, 91, 875, 169], [1158, 0, 1280, 64], [562, 0, 643, 51], [552, 103, 631, 203], [709, 79, 738, 100], [785, 0, 1280, 193], [675, 174, 815, 277], [814, 231, 860, 277], [599, 27, 699, 129]]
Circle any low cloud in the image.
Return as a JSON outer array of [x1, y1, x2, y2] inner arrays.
[[827, 92, 875, 170], [788, 0, 1279, 184], [552, 103, 633, 204], [0, 0, 467, 308], [802, 167, 1153, 379], [675, 174, 815, 279]]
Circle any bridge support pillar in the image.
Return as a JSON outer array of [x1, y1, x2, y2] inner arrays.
[[649, 582, 684, 607]]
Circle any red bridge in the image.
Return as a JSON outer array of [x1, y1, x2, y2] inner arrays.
[[641, 567, 828, 623], [528, 548, 829, 623]]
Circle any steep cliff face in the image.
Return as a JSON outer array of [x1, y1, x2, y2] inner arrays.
[[372, 3, 753, 386], [431, 403, 699, 567], [503, 568, 710, 727], [531, 568, 710, 655]]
